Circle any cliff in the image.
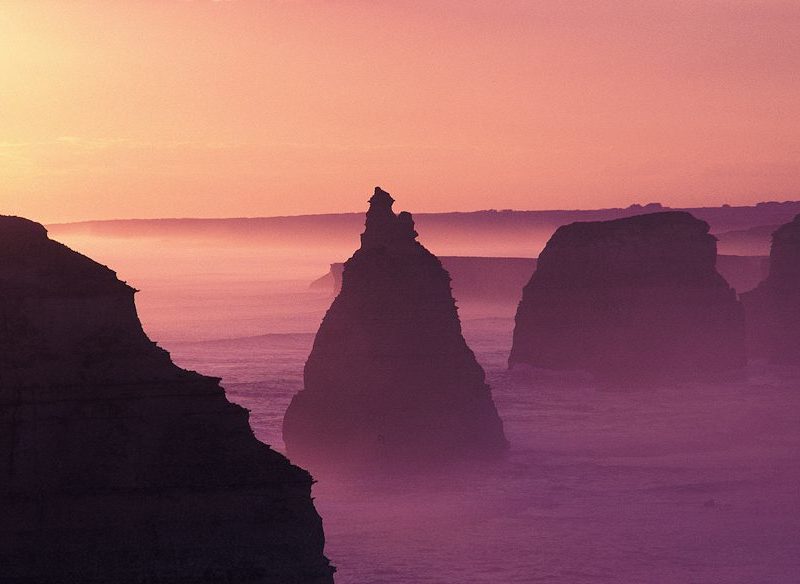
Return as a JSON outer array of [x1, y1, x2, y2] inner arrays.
[[741, 214, 800, 364], [0, 216, 334, 583], [509, 212, 746, 383], [283, 188, 508, 466]]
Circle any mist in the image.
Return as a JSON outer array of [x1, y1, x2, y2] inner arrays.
[[43, 217, 800, 583]]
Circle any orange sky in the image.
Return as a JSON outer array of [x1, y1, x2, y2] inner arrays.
[[1, 0, 798, 222]]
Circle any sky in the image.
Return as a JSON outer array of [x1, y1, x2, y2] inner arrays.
[[1, 0, 799, 222]]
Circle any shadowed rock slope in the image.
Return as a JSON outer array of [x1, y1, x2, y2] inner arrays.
[[284, 188, 508, 466], [0, 216, 334, 583], [742, 214, 800, 365], [509, 212, 746, 383]]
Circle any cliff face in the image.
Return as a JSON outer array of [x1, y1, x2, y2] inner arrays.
[[741, 214, 800, 364], [0, 216, 334, 583], [509, 212, 746, 383], [283, 188, 508, 466]]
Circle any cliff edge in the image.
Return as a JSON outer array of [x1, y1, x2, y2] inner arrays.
[[0, 215, 334, 583]]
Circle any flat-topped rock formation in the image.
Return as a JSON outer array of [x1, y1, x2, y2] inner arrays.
[[742, 214, 800, 364], [284, 188, 508, 466], [509, 212, 746, 383], [0, 216, 334, 583]]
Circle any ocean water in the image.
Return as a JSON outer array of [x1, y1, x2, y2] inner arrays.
[[139, 282, 800, 584]]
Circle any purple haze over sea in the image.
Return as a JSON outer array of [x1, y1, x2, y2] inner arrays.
[[58, 236, 800, 583]]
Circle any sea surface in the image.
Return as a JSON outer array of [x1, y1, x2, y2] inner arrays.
[[125, 278, 800, 584]]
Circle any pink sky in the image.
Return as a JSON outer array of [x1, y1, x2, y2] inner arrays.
[[1, 0, 798, 222]]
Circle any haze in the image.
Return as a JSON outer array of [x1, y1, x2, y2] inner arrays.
[[2, 0, 799, 222]]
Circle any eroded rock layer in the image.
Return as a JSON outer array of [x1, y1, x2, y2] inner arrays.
[[742, 214, 800, 364], [0, 216, 333, 583], [509, 212, 746, 383], [283, 188, 508, 466]]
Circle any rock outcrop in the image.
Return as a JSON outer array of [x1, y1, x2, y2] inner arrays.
[[283, 188, 508, 466], [741, 214, 800, 364], [312, 257, 537, 304], [0, 216, 334, 583], [509, 212, 746, 383], [312, 254, 764, 302]]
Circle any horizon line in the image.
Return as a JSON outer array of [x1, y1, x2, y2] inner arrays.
[[40, 199, 800, 227]]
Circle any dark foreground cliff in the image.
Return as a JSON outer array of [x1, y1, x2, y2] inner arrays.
[[509, 212, 746, 383], [0, 216, 334, 583], [283, 188, 508, 466], [742, 214, 800, 365]]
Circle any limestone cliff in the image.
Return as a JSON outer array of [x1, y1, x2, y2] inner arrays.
[[283, 188, 508, 465], [509, 212, 746, 383], [0, 216, 334, 583], [741, 214, 800, 365]]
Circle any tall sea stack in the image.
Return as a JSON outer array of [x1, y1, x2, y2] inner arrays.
[[0, 216, 334, 583], [283, 188, 507, 466], [741, 214, 800, 365], [509, 212, 746, 383]]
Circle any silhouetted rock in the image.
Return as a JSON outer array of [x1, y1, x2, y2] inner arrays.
[[0, 216, 334, 583], [509, 212, 746, 383], [741, 214, 800, 365], [313, 253, 761, 302], [284, 188, 508, 466], [314, 257, 537, 304]]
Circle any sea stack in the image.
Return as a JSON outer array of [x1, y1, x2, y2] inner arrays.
[[741, 214, 800, 365], [283, 187, 508, 466], [509, 212, 746, 383], [0, 216, 334, 583]]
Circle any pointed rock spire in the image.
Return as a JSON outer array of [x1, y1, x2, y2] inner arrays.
[[284, 188, 508, 467], [361, 186, 418, 248], [369, 185, 394, 206]]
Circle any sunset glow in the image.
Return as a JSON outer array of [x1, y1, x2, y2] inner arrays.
[[4, 5, 800, 581], [2, 0, 799, 222]]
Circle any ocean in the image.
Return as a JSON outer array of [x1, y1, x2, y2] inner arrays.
[[56, 236, 800, 583], [146, 283, 800, 584]]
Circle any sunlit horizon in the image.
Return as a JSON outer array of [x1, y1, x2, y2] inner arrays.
[[2, 0, 799, 223]]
